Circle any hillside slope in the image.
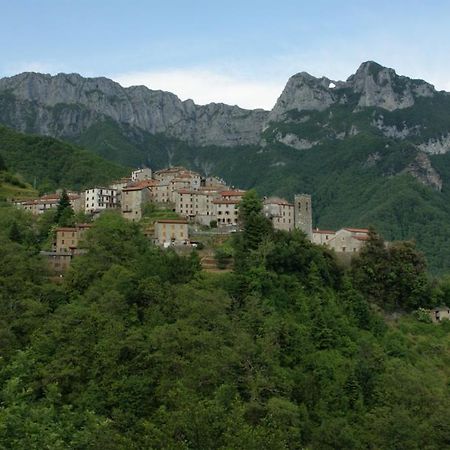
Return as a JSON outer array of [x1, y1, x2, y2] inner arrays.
[[0, 125, 127, 193]]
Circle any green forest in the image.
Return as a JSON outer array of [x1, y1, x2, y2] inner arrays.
[[0, 193, 449, 449], [0, 125, 127, 193]]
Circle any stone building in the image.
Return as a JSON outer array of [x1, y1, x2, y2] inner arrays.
[[263, 197, 295, 231], [175, 188, 223, 225], [54, 224, 93, 253], [42, 223, 92, 273], [17, 192, 84, 215], [313, 227, 370, 258], [121, 180, 156, 221], [131, 167, 152, 182], [294, 194, 313, 239], [154, 219, 189, 245], [312, 229, 336, 245]]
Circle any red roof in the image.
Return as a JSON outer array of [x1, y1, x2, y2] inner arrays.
[[313, 229, 336, 235], [156, 219, 188, 224], [220, 190, 246, 197], [354, 235, 370, 241], [123, 180, 158, 191], [344, 227, 370, 233]]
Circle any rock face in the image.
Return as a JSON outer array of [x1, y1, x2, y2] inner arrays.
[[403, 152, 443, 191], [268, 73, 337, 122], [418, 134, 450, 155], [347, 61, 435, 111], [0, 72, 268, 146], [267, 61, 436, 122], [0, 61, 442, 149]]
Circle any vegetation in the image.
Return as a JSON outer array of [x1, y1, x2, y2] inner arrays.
[[67, 108, 450, 273], [0, 124, 128, 193], [0, 194, 448, 449]]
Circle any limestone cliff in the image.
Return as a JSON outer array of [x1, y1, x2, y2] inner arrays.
[[0, 72, 268, 146]]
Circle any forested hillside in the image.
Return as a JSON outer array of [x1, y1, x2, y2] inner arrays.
[[0, 125, 127, 193], [0, 196, 449, 449]]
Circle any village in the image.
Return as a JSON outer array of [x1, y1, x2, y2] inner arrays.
[[13, 165, 375, 272]]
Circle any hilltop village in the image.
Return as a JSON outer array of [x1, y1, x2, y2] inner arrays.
[[14, 166, 371, 270]]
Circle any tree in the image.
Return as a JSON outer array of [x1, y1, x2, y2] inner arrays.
[[0, 153, 7, 171], [55, 189, 74, 226], [351, 229, 431, 310]]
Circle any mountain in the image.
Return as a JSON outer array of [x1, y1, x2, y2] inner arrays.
[[0, 125, 127, 193], [0, 72, 267, 147], [3, 61, 450, 272]]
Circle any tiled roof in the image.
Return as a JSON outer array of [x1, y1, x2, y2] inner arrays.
[[313, 229, 336, 235], [220, 190, 246, 197], [264, 197, 293, 206], [123, 180, 158, 191], [344, 227, 370, 233], [156, 219, 188, 224]]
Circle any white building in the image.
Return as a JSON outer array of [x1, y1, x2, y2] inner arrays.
[[84, 188, 118, 214]]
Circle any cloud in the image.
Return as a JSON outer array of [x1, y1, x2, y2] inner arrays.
[[112, 68, 284, 110]]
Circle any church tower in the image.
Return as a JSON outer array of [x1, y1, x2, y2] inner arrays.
[[294, 194, 312, 240]]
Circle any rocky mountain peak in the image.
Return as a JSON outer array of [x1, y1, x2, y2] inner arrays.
[[347, 60, 435, 110], [268, 71, 337, 122]]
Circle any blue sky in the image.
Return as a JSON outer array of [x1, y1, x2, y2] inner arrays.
[[1, 0, 450, 109]]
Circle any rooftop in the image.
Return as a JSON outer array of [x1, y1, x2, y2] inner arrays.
[[156, 219, 188, 224]]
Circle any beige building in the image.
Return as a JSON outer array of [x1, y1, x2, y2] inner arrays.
[[43, 223, 92, 273], [17, 192, 84, 215], [313, 229, 337, 245], [213, 190, 246, 227], [154, 219, 189, 245], [121, 180, 156, 221], [263, 197, 295, 231], [175, 188, 221, 225], [54, 224, 93, 253], [313, 227, 370, 255]]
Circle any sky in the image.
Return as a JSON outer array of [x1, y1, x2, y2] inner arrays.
[[1, 0, 450, 110]]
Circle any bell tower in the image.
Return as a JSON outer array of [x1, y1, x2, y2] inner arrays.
[[294, 194, 312, 240]]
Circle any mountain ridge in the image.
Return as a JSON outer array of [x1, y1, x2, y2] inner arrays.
[[0, 61, 443, 149]]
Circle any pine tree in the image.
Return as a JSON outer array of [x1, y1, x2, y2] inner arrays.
[[55, 189, 74, 226]]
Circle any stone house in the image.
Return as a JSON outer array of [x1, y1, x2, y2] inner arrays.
[[263, 197, 295, 231], [54, 224, 93, 253], [313, 229, 336, 245], [314, 227, 370, 255], [121, 180, 156, 221], [17, 192, 84, 215], [154, 219, 189, 245], [175, 188, 222, 225], [131, 167, 152, 182], [42, 223, 92, 273]]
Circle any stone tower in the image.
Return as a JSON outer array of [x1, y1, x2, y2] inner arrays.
[[294, 194, 312, 240]]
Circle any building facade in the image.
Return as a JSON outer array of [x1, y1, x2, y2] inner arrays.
[[84, 188, 118, 213], [154, 219, 189, 245]]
